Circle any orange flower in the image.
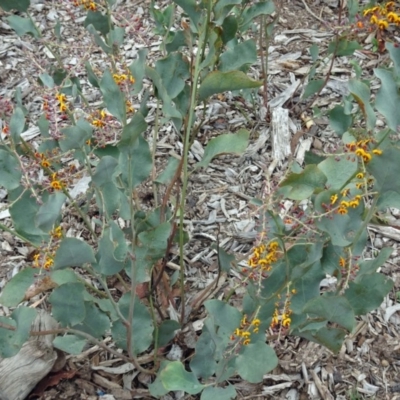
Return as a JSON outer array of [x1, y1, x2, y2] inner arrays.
[[51, 180, 63, 191]]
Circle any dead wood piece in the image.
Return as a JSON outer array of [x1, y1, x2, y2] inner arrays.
[[0, 311, 58, 400]]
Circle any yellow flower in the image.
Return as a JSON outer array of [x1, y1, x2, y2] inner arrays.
[[51, 180, 63, 191], [362, 152, 372, 162], [44, 256, 54, 269], [377, 19, 389, 30], [356, 172, 364, 179], [387, 12, 398, 22], [337, 206, 348, 215], [92, 119, 105, 128], [370, 15, 379, 25], [59, 103, 68, 113], [330, 194, 338, 205], [339, 257, 346, 267], [268, 241, 279, 251], [349, 200, 359, 208], [356, 182, 364, 190], [355, 148, 366, 157], [372, 149, 383, 155], [56, 93, 67, 103], [341, 188, 350, 197], [282, 315, 291, 328], [340, 200, 350, 208], [241, 331, 251, 339], [243, 338, 251, 345], [252, 318, 260, 327], [129, 75, 135, 84], [41, 159, 51, 168]]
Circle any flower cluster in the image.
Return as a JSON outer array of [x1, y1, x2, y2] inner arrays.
[[56, 93, 69, 114], [363, 2, 400, 30], [345, 139, 382, 164], [247, 241, 280, 272], [230, 315, 261, 346], [270, 290, 295, 331], [50, 173, 63, 191], [72, 0, 97, 11], [331, 193, 362, 215], [32, 226, 63, 270], [113, 73, 135, 85]]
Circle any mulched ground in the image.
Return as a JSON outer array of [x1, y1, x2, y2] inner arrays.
[[1, 0, 400, 399]]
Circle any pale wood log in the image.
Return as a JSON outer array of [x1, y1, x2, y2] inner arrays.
[[0, 310, 58, 400], [271, 107, 291, 164]]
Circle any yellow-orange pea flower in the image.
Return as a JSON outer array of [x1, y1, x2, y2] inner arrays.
[[370, 15, 378, 25], [41, 159, 51, 168], [372, 149, 383, 155], [330, 194, 338, 205], [337, 206, 348, 215], [356, 173, 364, 179], [378, 19, 389, 30], [51, 180, 63, 191]]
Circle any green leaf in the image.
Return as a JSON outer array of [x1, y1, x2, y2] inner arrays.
[[302, 79, 324, 99], [367, 147, 400, 209], [329, 105, 352, 137], [118, 112, 147, 150], [345, 274, 393, 315], [240, 1, 275, 29], [348, 79, 376, 130], [160, 361, 204, 395], [85, 61, 100, 88], [128, 48, 148, 94], [53, 238, 96, 269], [221, 15, 238, 44], [219, 39, 257, 72], [36, 192, 66, 232], [213, 0, 241, 24], [327, 38, 361, 56], [10, 107, 25, 144], [198, 71, 262, 102], [157, 320, 181, 347], [9, 189, 48, 245], [7, 15, 39, 38], [11, 307, 37, 350], [237, 342, 278, 383], [0, 268, 36, 307], [108, 26, 125, 48], [310, 43, 319, 62], [155, 157, 180, 184], [95, 227, 126, 275], [318, 154, 358, 191], [86, 24, 112, 53], [0, 0, 30, 12], [145, 65, 183, 129], [280, 165, 327, 200], [99, 69, 126, 124], [53, 334, 87, 355], [358, 247, 393, 276], [201, 385, 236, 400], [303, 295, 355, 332], [155, 53, 190, 99], [216, 247, 235, 273], [38, 73, 55, 88], [190, 328, 217, 379], [48, 283, 86, 327], [204, 300, 241, 339], [173, 0, 201, 26], [0, 316, 18, 357], [295, 326, 346, 354], [119, 136, 152, 187], [92, 156, 118, 187], [111, 293, 153, 355], [196, 129, 249, 169], [386, 42, 400, 77], [72, 302, 110, 339], [51, 268, 80, 285], [374, 68, 400, 133], [84, 10, 110, 35], [0, 149, 21, 190], [60, 119, 92, 151]]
